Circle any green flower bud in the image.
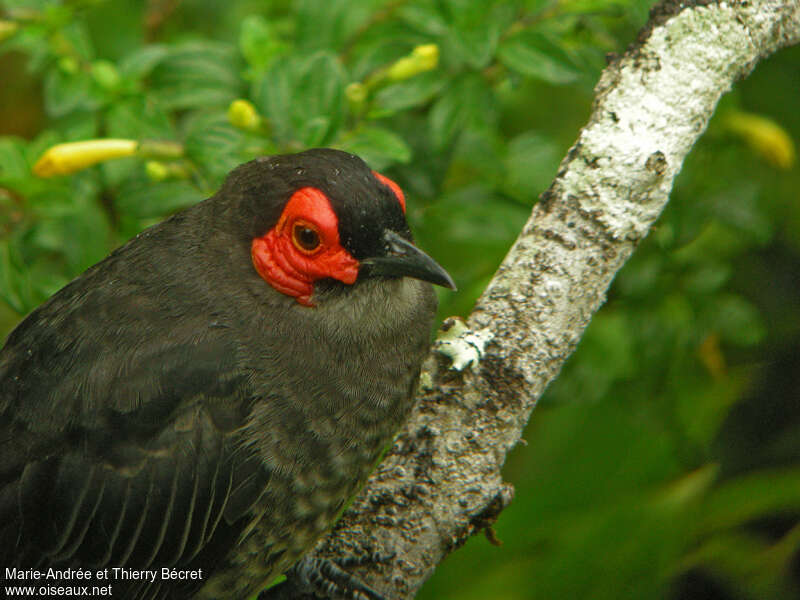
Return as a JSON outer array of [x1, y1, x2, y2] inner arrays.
[[137, 140, 184, 160], [91, 60, 121, 91]]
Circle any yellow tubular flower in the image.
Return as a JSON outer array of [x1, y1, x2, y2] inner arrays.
[[724, 111, 796, 170], [33, 139, 138, 177]]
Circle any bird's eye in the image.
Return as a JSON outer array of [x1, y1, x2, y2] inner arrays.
[[291, 222, 321, 254]]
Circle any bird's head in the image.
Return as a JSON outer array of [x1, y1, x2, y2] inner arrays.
[[220, 148, 455, 306]]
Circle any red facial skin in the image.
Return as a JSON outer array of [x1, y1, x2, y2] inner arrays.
[[372, 171, 405, 213], [251, 173, 405, 306], [251, 187, 357, 306]]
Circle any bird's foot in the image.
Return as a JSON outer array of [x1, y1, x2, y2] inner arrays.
[[258, 555, 388, 600]]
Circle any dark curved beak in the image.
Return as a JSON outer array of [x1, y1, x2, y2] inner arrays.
[[361, 230, 456, 290]]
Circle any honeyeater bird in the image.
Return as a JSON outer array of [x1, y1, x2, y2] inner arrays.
[[0, 148, 454, 599]]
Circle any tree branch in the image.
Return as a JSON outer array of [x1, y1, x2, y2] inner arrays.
[[307, 1, 800, 597]]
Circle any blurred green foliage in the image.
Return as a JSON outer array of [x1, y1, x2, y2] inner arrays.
[[1, 1, 799, 599]]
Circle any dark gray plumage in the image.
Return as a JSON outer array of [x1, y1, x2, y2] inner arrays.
[[0, 149, 450, 599]]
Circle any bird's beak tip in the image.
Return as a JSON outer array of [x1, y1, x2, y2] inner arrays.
[[362, 230, 456, 290]]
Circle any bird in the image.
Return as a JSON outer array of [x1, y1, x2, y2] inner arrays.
[[0, 148, 455, 599]]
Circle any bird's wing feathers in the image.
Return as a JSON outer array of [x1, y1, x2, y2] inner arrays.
[[0, 243, 272, 575]]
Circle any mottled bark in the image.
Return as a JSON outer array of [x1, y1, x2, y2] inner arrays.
[[306, 1, 800, 598]]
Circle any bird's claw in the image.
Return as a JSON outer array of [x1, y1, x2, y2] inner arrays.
[[258, 556, 387, 600]]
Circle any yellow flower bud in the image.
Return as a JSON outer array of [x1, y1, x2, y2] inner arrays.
[[387, 44, 439, 82], [58, 56, 79, 75], [145, 160, 190, 182], [0, 20, 19, 43], [724, 111, 796, 170], [228, 99, 262, 132], [345, 82, 367, 104], [412, 44, 439, 69], [145, 161, 169, 182], [33, 139, 139, 177], [345, 82, 367, 113]]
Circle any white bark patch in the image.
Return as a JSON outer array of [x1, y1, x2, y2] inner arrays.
[[433, 317, 494, 371], [566, 3, 774, 242]]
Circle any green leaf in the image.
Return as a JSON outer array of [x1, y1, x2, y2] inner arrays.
[[674, 221, 749, 262], [337, 127, 412, 170], [43, 68, 102, 117], [372, 72, 447, 115], [31, 204, 108, 272], [543, 310, 637, 405], [616, 255, 665, 299], [183, 111, 248, 190], [398, 2, 449, 36], [0, 137, 31, 185], [105, 96, 173, 140], [682, 262, 731, 295], [118, 44, 169, 79], [348, 31, 419, 83], [254, 52, 345, 147], [51, 110, 99, 146], [677, 370, 749, 448], [293, 0, 382, 51], [57, 20, 95, 62], [498, 31, 582, 85], [297, 116, 332, 149], [414, 184, 528, 288], [699, 468, 800, 534], [446, 20, 500, 70], [115, 176, 203, 219], [709, 294, 766, 347], [0, 240, 33, 314], [503, 131, 561, 203], [100, 97, 174, 187], [708, 182, 773, 244], [428, 75, 492, 150], [239, 15, 288, 73], [149, 42, 243, 110], [428, 90, 461, 150]]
